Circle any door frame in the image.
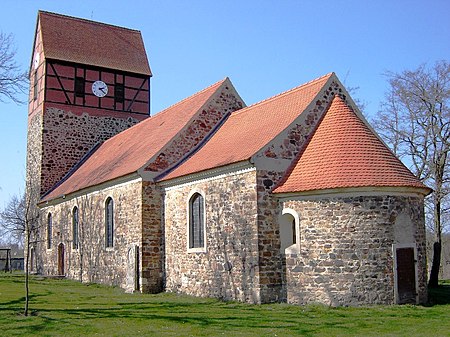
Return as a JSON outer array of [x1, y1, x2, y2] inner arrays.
[[392, 243, 419, 304]]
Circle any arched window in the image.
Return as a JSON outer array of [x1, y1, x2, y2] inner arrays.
[[105, 197, 114, 248], [280, 208, 299, 253], [189, 193, 205, 249], [72, 206, 79, 249], [47, 213, 52, 249]]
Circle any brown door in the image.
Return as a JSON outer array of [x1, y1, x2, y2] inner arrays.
[[58, 243, 65, 276], [396, 247, 416, 304]]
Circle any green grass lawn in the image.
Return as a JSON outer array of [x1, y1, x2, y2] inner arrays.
[[0, 274, 449, 336]]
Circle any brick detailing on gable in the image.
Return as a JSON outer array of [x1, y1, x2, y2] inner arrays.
[[257, 79, 344, 163], [280, 195, 427, 305], [40, 107, 142, 195], [145, 90, 244, 173]]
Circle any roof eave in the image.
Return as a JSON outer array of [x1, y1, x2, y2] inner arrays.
[[273, 185, 433, 199], [39, 172, 141, 207]]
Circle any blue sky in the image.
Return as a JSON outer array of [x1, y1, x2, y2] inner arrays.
[[0, 0, 449, 207]]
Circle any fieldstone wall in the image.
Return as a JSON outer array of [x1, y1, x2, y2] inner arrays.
[[141, 181, 164, 293], [280, 194, 427, 306], [164, 169, 261, 303], [39, 106, 142, 195], [38, 180, 144, 291]]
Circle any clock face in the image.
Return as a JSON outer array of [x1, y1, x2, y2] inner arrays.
[[92, 80, 108, 97]]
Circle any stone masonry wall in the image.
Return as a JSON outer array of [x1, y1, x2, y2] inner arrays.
[[38, 180, 144, 291], [281, 195, 427, 306], [164, 169, 261, 303], [40, 106, 142, 195], [254, 79, 347, 303], [141, 181, 164, 293]]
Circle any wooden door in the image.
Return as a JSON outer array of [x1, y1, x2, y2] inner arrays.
[[396, 247, 416, 304]]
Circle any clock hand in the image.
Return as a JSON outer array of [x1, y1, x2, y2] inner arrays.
[[99, 87, 106, 93]]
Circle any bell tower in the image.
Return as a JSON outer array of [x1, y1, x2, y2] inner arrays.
[[27, 11, 152, 198]]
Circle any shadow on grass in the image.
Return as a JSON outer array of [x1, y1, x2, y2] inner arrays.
[[427, 281, 450, 306]]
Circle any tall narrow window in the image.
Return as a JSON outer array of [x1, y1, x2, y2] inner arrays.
[[33, 70, 38, 101], [47, 213, 52, 249], [292, 218, 296, 245], [72, 207, 79, 249], [74, 76, 85, 97], [189, 193, 205, 249], [105, 197, 114, 248]]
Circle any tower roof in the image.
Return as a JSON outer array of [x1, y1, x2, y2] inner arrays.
[[161, 73, 333, 181], [37, 11, 151, 75], [42, 78, 232, 202], [273, 95, 431, 194]]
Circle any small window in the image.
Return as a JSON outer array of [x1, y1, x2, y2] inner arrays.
[[72, 207, 79, 249], [114, 83, 124, 103], [33, 70, 38, 101], [74, 77, 85, 98], [105, 197, 114, 248], [47, 213, 52, 249], [280, 209, 299, 253], [189, 193, 205, 249]]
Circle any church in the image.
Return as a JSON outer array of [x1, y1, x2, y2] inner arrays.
[[27, 11, 431, 306]]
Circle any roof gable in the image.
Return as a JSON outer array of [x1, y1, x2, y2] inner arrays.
[[161, 73, 333, 181], [42, 78, 233, 202], [37, 11, 151, 75], [273, 95, 431, 194]]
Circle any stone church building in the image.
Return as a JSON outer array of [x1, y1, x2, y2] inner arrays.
[[27, 11, 431, 306]]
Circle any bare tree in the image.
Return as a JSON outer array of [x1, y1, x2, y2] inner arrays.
[[23, 185, 40, 316], [373, 60, 450, 288], [0, 32, 28, 104], [0, 193, 25, 247], [0, 189, 40, 315]]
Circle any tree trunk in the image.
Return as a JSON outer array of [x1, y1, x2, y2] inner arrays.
[[428, 197, 442, 288], [428, 242, 441, 288], [24, 232, 30, 316]]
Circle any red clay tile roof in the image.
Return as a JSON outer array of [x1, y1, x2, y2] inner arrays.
[[273, 95, 430, 194], [38, 11, 151, 75], [161, 73, 333, 181], [42, 79, 229, 201]]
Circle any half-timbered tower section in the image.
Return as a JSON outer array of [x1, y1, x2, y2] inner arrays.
[[27, 11, 151, 197]]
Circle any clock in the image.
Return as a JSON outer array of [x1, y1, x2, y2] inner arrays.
[[92, 80, 108, 97]]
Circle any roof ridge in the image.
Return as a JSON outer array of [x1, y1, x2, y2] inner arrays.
[[39, 10, 142, 34], [153, 77, 228, 117], [231, 72, 334, 117]]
